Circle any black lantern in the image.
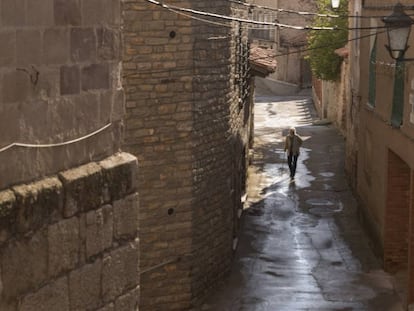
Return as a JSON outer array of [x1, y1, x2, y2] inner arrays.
[[331, 0, 340, 9], [382, 3, 414, 61]]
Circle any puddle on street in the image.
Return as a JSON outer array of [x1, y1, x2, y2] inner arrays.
[[261, 148, 315, 198]]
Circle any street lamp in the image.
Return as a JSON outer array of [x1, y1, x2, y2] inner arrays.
[[331, 0, 340, 9], [382, 3, 414, 61]]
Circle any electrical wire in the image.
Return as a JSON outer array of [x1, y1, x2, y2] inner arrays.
[[3, 5, 393, 156], [258, 29, 387, 60], [228, 0, 340, 18], [0, 123, 112, 154], [145, 0, 337, 31], [168, 7, 232, 28], [228, 0, 414, 19], [145, 0, 394, 31], [123, 29, 384, 78]]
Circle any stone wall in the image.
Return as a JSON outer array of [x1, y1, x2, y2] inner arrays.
[[0, 152, 139, 311], [123, 1, 251, 309], [0, 0, 123, 190]]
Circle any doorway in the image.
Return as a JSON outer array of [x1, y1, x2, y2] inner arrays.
[[384, 150, 411, 305]]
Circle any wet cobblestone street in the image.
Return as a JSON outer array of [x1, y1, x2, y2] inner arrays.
[[201, 92, 405, 311]]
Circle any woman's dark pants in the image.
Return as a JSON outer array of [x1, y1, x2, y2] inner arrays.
[[287, 154, 298, 178]]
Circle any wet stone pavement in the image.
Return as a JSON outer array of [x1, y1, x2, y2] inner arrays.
[[201, 93, 404, 311]]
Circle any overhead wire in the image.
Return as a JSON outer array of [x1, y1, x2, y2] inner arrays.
[[145, 0, 394, 31], [5, 3, 392, 155], [168, 7, 233, 28], [252, 29, 387, 61], [123, 29, 384, 77], [228, 0, 340, 18], [127, 1, 394, 75], [228, 0, 414, 19], [145, 0, 337, 31]]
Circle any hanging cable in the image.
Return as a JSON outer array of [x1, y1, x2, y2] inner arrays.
[[0, 123, 112, 154], [145, 0, 393, 31], [252, 30, 387, 61], [145, 0, 337, 30], [228, 0, 340, 18], [228, 0, 414, 19], [124, 30, 384, 77], [168, 7, 232, 28]]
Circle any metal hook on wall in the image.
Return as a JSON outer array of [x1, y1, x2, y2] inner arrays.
[[16, 65, 39, 86]]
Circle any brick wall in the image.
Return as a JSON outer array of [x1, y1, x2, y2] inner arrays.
[[0, 0, 123, 189], [384, 150, 410, 272], [123, 1, 251, 309], [0, 152, 139, 311], [123, 1, 194, 309]]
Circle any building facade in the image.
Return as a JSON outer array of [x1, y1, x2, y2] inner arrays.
[[348, 0, 414, 307], [311, 0, 359, 189], [312, 0, 414, 306], [123, 0, 253, 309]]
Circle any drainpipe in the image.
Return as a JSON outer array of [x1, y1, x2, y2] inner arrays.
[[390, 60, 405, 128]]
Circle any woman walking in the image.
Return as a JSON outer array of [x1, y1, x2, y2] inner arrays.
[[284, 127, 303, 179]]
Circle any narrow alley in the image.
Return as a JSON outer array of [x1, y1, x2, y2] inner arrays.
[[201, 85, 405, 311]]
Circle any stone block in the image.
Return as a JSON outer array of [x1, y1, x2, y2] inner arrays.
[[1, 0, 25, 26], [97, 27, 119, 61], [74, 92, 101, 130], [60, 65, 80, 95], [32, 67, 60, 99], [16, 30, 42, 65], [59, 162, 104, 217], [0, 300, 17, 311], [113, 193, 139, 239], [69, 259, 101, 310], [102, 241, 139, 302], [1, 230, 48, 299], [99, 90, 113, 124], [99, 152, 139, 202], [27, 0, 54, 26], [112, 89, 125, 121], [70, 27, 96, 62], [44, 28, 69, 64], [82, 0, 115, 25], [0, 102, 18, 146], [17, 100, 48, 140], [0, 31, 15, 67], [79, 213, 87, 264], [114, 286, 140, 311], [13, 177, 63, 234], [0, 190, 16, 244], [2, 70, 31, 103], [20, 277, 69, 311], [48, 217, 80, 277], [81, 63, 110, 91], [97, 303, 115, 311], [54, 0, 81, 26], [86, 205, 113, 258]]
